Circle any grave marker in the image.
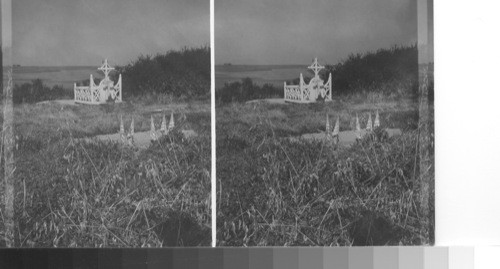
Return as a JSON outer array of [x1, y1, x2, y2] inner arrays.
[[366, 113, 373, 131], [161, 114, 167, 134], [284, 58, 332, 103], [169, 112, 175, 130], [150, 116, 158, 141], [374, 111, 380, 128], [74, 59, 122, 104], [355, 114, 362, 140]]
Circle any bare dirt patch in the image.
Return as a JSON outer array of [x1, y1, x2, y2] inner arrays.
[[92, 130, 198, 149]]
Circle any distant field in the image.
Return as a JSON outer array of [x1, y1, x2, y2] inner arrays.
[[10, 66, 104, 90], [12, 65, 316, 90], [215, 65, 312, 89]]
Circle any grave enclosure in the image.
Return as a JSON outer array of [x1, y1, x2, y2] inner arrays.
[[74, 59, 122, 104], [284, 58, 332, 103]]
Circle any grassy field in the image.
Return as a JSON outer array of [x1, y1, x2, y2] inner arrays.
[[0, 98, 211, 247], [1, 47, 212, 247], [215, 44, 434, 246], [216, 95, 433, 246]]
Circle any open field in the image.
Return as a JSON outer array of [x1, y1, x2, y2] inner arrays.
[[215, 65, 309, 88], [10, 66, 99, 89], [0, 97, 211, 247], [14, 99, 210, 140], [216, 94, 433, 246]]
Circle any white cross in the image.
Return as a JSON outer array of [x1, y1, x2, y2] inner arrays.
[[308, 58, 325, 77], [98, 59, 115, 78]]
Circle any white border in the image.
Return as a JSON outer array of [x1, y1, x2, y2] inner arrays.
[[435, 0, 500, 245], [210, 0, 216, 248]]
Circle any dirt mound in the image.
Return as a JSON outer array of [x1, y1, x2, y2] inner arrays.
[[36, 99, 77, 106]]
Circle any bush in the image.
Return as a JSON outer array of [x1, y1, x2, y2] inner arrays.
[[216, 78, 282, 104], [13, 79, 73, 104], [323, 44, 418, 96], [114, 46, 210, 99]]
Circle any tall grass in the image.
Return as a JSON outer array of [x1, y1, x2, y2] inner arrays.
[[217, 128, 427, 246], [1, 99, 212, 247], [216, 93, 432, 246], [9, 131, 211, 247]]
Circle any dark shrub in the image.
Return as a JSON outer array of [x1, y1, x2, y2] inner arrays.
[[216, 78, 283, 104], [13, 79, 72, 104], [323, 44, 418, 96], [114, 46, 210, 99]]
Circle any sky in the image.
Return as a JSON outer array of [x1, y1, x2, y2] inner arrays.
[[215, 0, 417, 65], [11, 0, 209, 66]]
